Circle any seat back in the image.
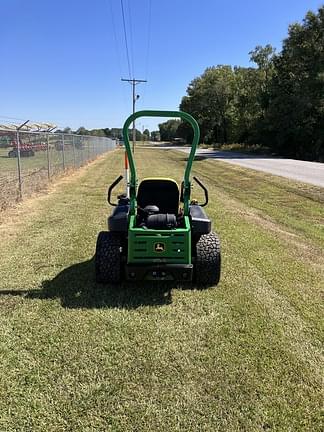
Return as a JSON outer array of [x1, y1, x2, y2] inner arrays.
[[137, 178, 179, 215]]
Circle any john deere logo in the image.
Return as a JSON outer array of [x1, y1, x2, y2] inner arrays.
[[154, 242, 165, 252]]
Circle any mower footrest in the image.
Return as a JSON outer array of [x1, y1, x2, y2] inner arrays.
[[126, 264, 193, 281]]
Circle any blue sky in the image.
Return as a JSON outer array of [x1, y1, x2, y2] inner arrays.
[[1, 0, 322, 131]]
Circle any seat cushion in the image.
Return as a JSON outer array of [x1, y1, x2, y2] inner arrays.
[[137, 178, 179, 215]]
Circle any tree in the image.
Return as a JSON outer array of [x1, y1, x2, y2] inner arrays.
[[249, 44, 276, 74], [76, 127, 89, 135], [158, 119, 181, 141], [103, 128, 111, 137], [150, 131, 160, 141], [264, 6, 324, 160], [180, 66, 236, 144], [230, 44, 275, 144], [110, 128, 123, 139], [178, 6, 324, 160], [231, 66, 261, 142], [249, 45, 276, 111], [176, 121, 193, 144], [143, 128, 150, 141], [90, 129, 106, 137]]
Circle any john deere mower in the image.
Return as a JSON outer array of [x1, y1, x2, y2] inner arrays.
[[95, 110, 221, 286]]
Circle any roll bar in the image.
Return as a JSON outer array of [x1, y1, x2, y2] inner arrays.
[[122, 110, 200, 215]]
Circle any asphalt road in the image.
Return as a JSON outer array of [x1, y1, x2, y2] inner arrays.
[[152, 145, 324, 188]]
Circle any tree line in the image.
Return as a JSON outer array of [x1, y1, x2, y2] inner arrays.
[[56, 126, 158, 142], [160, 6, 324, 161]]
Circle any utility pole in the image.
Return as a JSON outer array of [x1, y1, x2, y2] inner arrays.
[[121, 78, 147, 153]]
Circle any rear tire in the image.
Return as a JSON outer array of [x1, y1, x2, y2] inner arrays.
[[95, 231, 122, 283], [194, 231, 221, 286]]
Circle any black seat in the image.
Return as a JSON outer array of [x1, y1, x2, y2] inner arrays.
[[137, 179, 179, 215]]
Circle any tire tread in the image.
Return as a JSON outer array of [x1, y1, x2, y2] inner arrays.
[[95, 231, 121, 283], [195, 231, 221, 286]]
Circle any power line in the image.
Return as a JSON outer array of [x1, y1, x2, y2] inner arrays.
[[127, 0, 135, 79], [108, 0, 122, 78], [108, 0, 129, 108], [138, 0, 152, 108], [120, 0, 132, 79], [145, 0, 152, 81]]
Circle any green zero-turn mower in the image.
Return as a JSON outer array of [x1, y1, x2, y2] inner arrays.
[[95, 110, 221, 286]]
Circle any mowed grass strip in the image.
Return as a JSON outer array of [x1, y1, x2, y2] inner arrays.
[[0, 148, 323, 431]]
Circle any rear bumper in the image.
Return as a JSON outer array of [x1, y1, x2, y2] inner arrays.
[[125, 263, 193, 281]]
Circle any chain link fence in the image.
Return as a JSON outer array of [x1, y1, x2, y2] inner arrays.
[[0, 130, 116, 210]]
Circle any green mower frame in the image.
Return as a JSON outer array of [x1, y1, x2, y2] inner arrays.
[[95, 110, 221, 285]]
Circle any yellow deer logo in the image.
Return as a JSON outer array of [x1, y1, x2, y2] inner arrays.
[[154, 242, 165, 252]]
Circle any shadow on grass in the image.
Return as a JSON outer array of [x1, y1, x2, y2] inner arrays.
[[1, 259, 209, 309], [24, 258, 173, 309]]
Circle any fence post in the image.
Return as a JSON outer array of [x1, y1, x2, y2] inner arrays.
[[72, 135, 76, 167], [80, 137, 82, 165], [46, 133, 50, 180], [16, 129, 22, 199], [62, 133, 65, 170], [78, 136, 82, 167], [81, 137, 84, 165]]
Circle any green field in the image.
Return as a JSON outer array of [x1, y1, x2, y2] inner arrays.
[[0, 147, 83, 177], [0, 145, 99, 210], [0, 148, 323, 431], [0, 147, 47, 176]]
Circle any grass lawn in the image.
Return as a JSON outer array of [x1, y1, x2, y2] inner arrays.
[[0, 148, 47, 179], [216, 143, 272, 155], [0, 148, 323, 431], [0, 147, 83, 178], [0, 146, 103, 210]]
